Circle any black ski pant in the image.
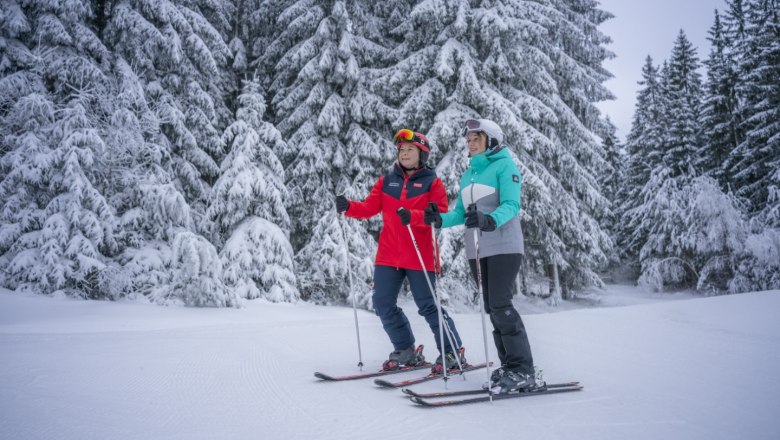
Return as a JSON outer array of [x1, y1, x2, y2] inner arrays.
[[469, 253, 534, 376]]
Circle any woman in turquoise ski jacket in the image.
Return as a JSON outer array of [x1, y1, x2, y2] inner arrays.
[[424, 119, 540, 394]]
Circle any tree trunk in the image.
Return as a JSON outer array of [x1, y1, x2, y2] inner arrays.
[[550, 263, 561, 306]]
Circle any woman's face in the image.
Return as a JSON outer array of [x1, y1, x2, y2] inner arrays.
[[398, 143, 421, 169], [466, 132, 487, 157]]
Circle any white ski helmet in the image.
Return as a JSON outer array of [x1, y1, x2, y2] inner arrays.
[[463, 119, 504, 149]]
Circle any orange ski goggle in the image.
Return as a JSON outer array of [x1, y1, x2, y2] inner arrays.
[[392, 129, 431, 152]]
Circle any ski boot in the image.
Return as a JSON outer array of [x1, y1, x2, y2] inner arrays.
[[482, 366, 506, 390], [432, 347, 467, 374], [382, 345, 425, 371], [491, 368, 546, 394]]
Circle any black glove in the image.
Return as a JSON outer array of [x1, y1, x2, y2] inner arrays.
[[424, 202, 442, 228], [335, 195, 349, 214], [396, 207, 411, 226], [465, 204, 496, 232]]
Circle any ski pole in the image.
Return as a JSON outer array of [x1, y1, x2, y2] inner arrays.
[[338, 205, 363, 370], [427, 202, 464, 373], [469, 204, 493, 402], [398, 208, 459, 385]]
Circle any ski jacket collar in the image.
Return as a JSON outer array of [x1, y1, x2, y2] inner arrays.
[[469, 146, 509, 172], [392, 162, 435, 180]]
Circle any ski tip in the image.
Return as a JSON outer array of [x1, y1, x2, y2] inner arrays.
[[314, 372, 333, 381], [409, 396, 427, 406], [540, 385, 584, 393], [409, 396, 446, 407], [545, 380, 581, 389], [374, 379, 395, 388], [401, 388, 418, 397]]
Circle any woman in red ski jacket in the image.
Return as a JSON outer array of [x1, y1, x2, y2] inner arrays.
[[335, 129, 464, 373]]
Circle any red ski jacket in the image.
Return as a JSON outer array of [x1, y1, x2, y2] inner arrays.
[[345, 164, 448, 272]]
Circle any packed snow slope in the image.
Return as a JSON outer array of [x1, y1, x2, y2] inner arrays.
[[1, 288, 779, 440]]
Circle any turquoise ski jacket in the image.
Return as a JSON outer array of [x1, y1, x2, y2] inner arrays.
[[440, 146, 525, 258]]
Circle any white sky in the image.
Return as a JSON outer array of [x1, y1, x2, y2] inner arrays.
[[596, 0, 729, 139]]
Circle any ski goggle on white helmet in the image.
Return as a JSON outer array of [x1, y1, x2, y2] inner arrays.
[[463, 119, 504, 149]]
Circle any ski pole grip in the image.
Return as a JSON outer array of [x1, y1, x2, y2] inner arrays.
[[428, 202, 438, 213]]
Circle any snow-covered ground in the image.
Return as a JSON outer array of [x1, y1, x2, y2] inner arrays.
[[1, 286, 778, 440]]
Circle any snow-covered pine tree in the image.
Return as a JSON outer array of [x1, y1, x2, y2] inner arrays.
[[209, 78, 298, 302], [107, 0, 238, 306], [663, 31, 703, 177], [0, 95, 52, 289], [0, 1, 45, 281], [0, 0, 37, 116], [618, 56, 670, 260], [682, 177, 748, 293], [698, 9, 742, 187], [631, 32, 704, 290], [251, 0, 315, 96], [724, 0, 749, 42], [209, 79, 289, 240], [716, 0, 780, 290], [105, 57, 197, 302], [731, 226, 780, 292], [636, 175, 748, 293], [0, 0, 121, 298], [151, 230, 237, 307], [220, 217, 297, 302], [265, 1, 389, 304], [100, 0, 244, 306], [528, 1, 615, 296], [233, 0, 284, 87], [721, 0, 749, 159], [105, 0, 233, 221], [730, 0, 780, 226], [597, 117, 622, 265], [625, 31, 763, 293], [295, 209, 375, 305], [597, 117, 623, 199]]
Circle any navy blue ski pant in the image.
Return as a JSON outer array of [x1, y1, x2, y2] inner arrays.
[[372, 265, 462, 355]]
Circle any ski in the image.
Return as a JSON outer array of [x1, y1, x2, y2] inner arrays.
[[315, 345, 432, 381], [410, 385, 584, 407], [314, 363, 432, 382], [374, 362, 492, 388], [401, 381, 580, 398]]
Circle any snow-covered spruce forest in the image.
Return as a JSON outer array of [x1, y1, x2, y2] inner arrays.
[[0, 0, 778, 308]]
